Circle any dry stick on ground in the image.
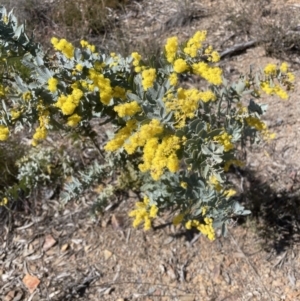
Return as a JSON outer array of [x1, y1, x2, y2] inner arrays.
[[220, 40, 257, 59], [228, 229, 273, 301]]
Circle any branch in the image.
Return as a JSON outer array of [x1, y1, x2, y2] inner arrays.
[[220, 40, 257, 59]]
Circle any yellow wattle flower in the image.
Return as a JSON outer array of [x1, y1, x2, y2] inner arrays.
[[0, 125, 9, 141]]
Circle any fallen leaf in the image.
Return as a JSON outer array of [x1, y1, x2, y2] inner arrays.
[[84, 245, 92, 252], [103, 249, 112, 260], [4, 291, 15, 301], [43, 234, 56, 251], [111, 214, 124, 230], [61, 243, 69, 252], [22, 274, 40, 293], [101, 218, 109, 228], [212, 264, 222, 281], [69, 254, 76, 261], [167, 266, 177, 280]]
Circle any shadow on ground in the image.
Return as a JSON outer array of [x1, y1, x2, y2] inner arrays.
[[235, 166, 300, 254]]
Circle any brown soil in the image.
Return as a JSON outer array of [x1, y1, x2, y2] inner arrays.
[[1, 1, 300, 300]]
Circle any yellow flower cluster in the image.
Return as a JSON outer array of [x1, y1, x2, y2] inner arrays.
[[205, 46, 220, 62], [124, 119, 164, 154], [104, 120, 137, 151], [236, 103, 276, 139], [141, 68, 156, 90], [200, 90, 217, 102], [139, 135, 181, 180], [280, 62, 288, 73], [173, 58, 189, 73], [274, 85, 288, 100], [245, 116, 266, 131], [213, 131, 234, 152], [94, 61, 105, 72], [80, 40, 96, 53], [192, 62, 222, 85], [51, 37, 74, 59], [55, 88, 83, 115], [0, 125, 9, 141], [0, 84, 6, 97], [169, 72, 178, 86], [264, 63, 277, 76], [281, 66, 295, 91], [109, 53, 120, 67], [114, 101, 141, 117], [260, 82, 288, 100], [185, 217, 215, 241], [245, 116, 276, 140], [166, 90, 195, 127], [10, 109, 21, 120], [67, 114, 81, 127], [32, 127, 47, 146], [165, 88, 216, 128], [223, 189, 236, 198], [22, 91, 32, 102], [105, 119, 180, 181], [223, 159, 244, 172], [131, 52, 142, 67], [128, 196, 158, 230], [48, 77, 58, 92], [2, 15, 8, 25], [172, 213, 185, 226], [236, 103, 248, 116], [208, 175, 222, 192], [0, 197, 8, 206], [201, 206, 208, 216], [32, 103, 50, 146], [75, 64, 83, 72], [165, 36, 178, 63], [261, 62, 294, 98], [180, 181, 187, 189], [208, 176, 237, 199], [210, 52, 220, 63], [89, 69, 113, 105], [184, 30, 207, 58], [113, 86, 126, 100], [286, 72, 295, 82]]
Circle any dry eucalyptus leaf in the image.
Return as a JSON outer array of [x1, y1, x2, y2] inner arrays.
[[101, 218, 109, 228], [167, 266, 177, 280], [4, 291, 15, 301], [22, 274, 40, 293], [43, 234, 56, 251], [103, 249, 112, 260], [111, 214, 124, 230], [60, 243, 69, 252]]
